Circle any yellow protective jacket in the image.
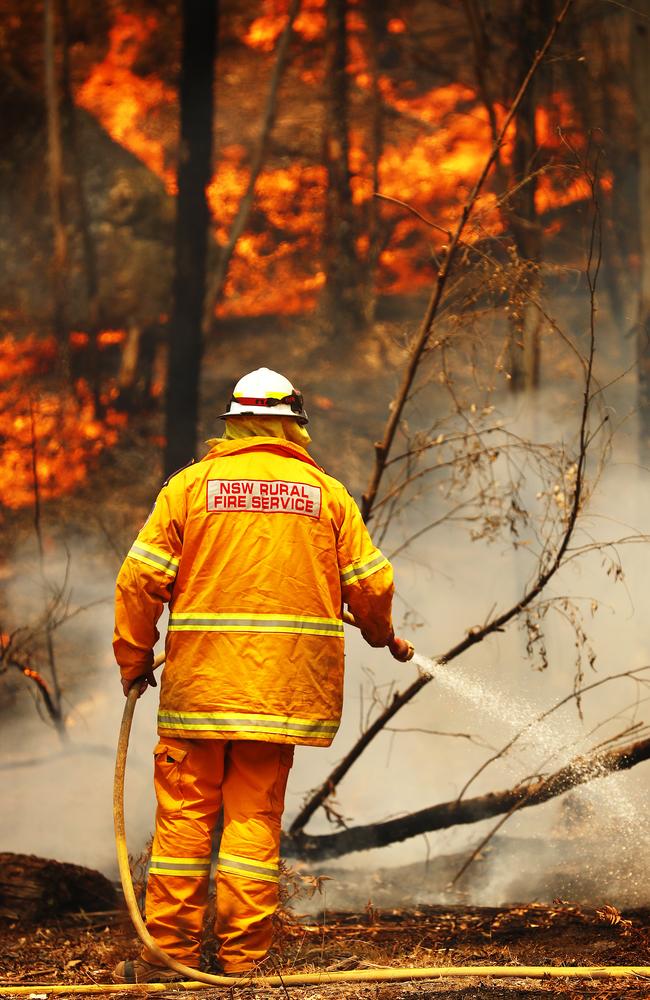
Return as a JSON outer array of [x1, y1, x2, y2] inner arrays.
[[114, 437, 394, 747]]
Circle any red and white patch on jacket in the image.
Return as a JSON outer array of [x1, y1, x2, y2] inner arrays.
[[206, 479, 322, 518]]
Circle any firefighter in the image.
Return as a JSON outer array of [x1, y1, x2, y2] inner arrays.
[[112, 368, 412, 983]]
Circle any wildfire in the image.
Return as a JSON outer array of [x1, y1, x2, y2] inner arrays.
[[1, 8, 610, 516], [0, 334, 127, 514], [72, 7, 605, 322]]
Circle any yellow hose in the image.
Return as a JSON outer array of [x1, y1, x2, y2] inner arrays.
[[2, 964, 650, 995], [1, 677, 648, 995]]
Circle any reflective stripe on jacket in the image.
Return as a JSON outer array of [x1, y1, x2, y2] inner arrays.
[[113, 436, 394, 746]]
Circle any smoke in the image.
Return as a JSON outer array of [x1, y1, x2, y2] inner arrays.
[[283, 348, 650, 906], [0, 538, 159, 874], [2, 344, 650, 910]]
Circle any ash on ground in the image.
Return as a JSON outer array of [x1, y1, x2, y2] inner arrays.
[[289, 833, 650, 916]]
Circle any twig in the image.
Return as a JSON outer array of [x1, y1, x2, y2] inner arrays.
[[386, 499, 477, 560], [385, 726, 496, 749], [29, 400, 67, 742]]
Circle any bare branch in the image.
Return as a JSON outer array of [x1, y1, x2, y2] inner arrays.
[[29, 401, 66, 741], [287, 121, 601, 838], [385, 726, 496, 749]]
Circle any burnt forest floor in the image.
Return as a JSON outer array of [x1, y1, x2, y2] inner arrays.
[[2, 902, 650, 999]]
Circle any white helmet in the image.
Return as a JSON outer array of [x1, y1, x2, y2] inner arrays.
[[220, 367, 309, 425]]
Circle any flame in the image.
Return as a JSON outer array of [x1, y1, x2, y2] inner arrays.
[[21, 666, 52, 695], [1, 631, 53, 699], [244, 0, 326, 52], [206, 151, 327, 316], [72, 10, 610, 320], [4, 8, 609, 513], [98, 329, 127, 347], [76, 13, 177, 193], [69, 329, 127, 349], [0, 334, 127, 513]]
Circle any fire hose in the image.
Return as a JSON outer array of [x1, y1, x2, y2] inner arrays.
[[2, 618, 649, 993]]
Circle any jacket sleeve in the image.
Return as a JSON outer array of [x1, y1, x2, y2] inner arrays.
[[113, 482, 184, 684], [337, 493, 394, 648]]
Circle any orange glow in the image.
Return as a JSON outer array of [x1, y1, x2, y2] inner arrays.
[[22, 666, 52, 693], [0, 335, 127, 513], [69, 329, 126, 349], [244, 0, 326, 51], [243, 15, 284, 51], [97, 329, 127, 347], [294, 6, 326, 42], [2, 9, 606, 515], [535, 95, 581, 148]]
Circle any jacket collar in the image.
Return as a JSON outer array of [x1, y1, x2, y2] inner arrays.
[[203, 436, 323, 471]]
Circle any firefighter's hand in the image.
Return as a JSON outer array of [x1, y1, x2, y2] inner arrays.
[[388, 635, 414, 662], [122, 671, 157, 698]]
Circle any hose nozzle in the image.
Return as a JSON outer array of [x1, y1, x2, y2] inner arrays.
[[388, 635, 415, 662]]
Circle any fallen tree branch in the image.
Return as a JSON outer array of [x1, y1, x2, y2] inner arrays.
[[284, 734, 650, 861], [8, 660, 59, 724], [450, 718, 650, 886]]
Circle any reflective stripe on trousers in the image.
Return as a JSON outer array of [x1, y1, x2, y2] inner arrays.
[[142, 738, 294, 974]]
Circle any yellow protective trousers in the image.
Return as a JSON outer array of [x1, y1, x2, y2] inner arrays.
[[142, 737, 294, 974]]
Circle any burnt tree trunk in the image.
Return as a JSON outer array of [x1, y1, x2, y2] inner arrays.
[[582, 16, 628, 329], [164, 0, 218, 476], [363, 0, 389, 325], [44, 0, 68, 368], [507, 0, 549, 391], [59, 0, 102, 410], [322, 0, 365, 339], [632, 1, 650, 458], [0, 854, 116, 923]]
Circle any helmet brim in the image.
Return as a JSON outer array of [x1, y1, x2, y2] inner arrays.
[[219, 408, 309, 426]]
